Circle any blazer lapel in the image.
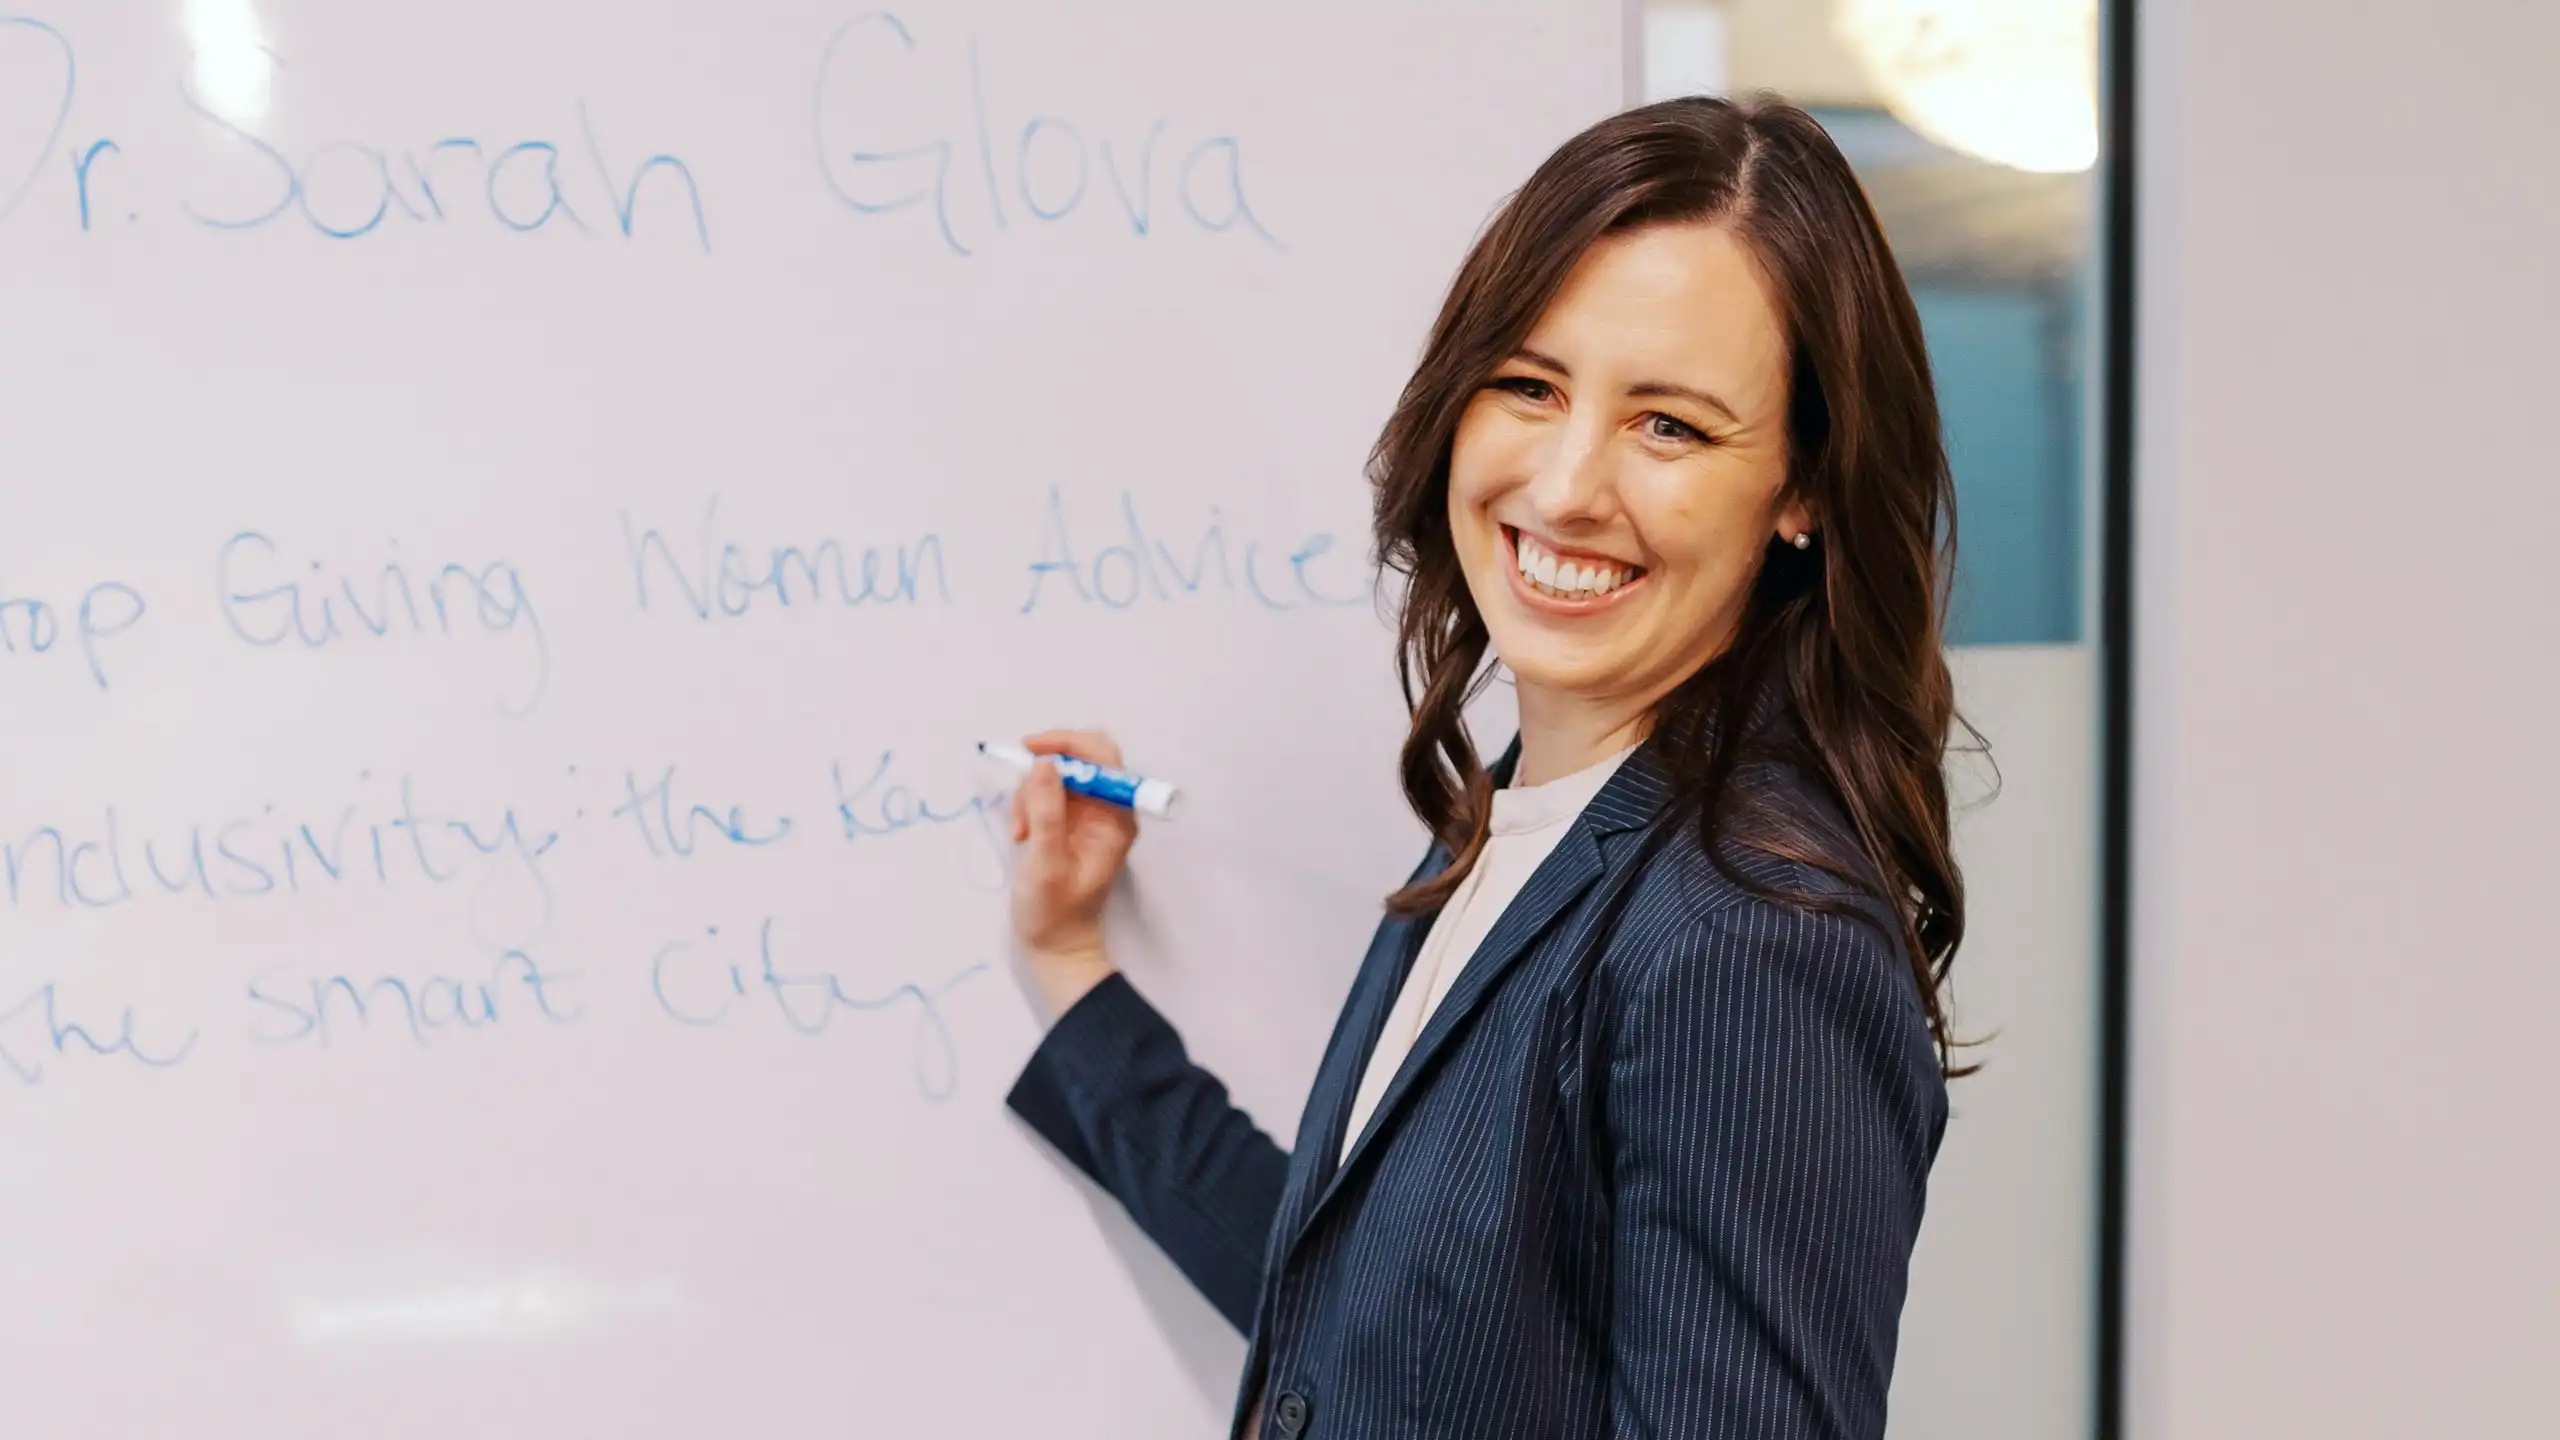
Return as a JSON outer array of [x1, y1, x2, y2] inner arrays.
[[1297, 905, 1431, 1193], [1286, 738, 1522, 1197], [1259, 850, 1443, 1278], [1307, 832, 1601, 1211], [1295, 744, 1675, 1228]]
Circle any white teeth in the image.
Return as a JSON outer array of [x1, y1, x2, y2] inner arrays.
[[1514, 532, 1635, 599]]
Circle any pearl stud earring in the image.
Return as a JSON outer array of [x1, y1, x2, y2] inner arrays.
[[1791, 532, 1814, 550]]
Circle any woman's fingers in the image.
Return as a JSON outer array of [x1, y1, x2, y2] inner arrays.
[[1020, 759, 1068, 847], [1021, 728, 1125, 768], [1013, 730, 1139, 886]]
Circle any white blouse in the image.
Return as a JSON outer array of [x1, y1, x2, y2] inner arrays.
[[1337, 745, 1635, 1162]]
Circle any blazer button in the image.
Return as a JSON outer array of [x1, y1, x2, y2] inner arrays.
[[1273, 1390, 1312, 1436]]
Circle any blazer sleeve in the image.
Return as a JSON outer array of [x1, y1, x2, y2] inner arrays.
[[1602, 893, 1947, 1440], [1005, 973, 1291, 1334]]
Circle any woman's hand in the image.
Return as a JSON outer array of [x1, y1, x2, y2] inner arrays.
[[1007, 729, 1139, 1017]]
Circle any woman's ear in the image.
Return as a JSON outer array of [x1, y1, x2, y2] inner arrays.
[[1774, 497, 1815, 549]]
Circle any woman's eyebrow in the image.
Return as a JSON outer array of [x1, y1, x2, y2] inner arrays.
[[1509, 345, 1574, 378], [1626, 379, 1741, 427], [1508, 346, 1742, 426]]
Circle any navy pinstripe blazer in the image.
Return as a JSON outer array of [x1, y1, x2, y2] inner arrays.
[[1007, 741, 1947, 1439]]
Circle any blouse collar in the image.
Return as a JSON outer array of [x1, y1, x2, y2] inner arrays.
[[1487, 745, 1637, 837]]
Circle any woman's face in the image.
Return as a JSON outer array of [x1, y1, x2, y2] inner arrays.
[[1447, 221, 1806, 714]]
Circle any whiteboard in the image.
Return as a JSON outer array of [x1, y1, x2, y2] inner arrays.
[[0, 2, 1625, 1434]]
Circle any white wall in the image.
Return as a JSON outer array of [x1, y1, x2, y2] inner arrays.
[[2132, 3, 2560, 1435]]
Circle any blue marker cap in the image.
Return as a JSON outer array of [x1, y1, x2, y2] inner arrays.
[[979, 742, 1182, 820]]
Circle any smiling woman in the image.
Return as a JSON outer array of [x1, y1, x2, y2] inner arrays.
[[1448, 224, 1806, 774], [1003, 94, 1961, 1440]]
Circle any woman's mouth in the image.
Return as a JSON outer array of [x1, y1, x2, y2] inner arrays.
[[1504, 526, 1648, 610]]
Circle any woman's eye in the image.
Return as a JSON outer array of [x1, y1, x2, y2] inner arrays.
[[1644, 413, 1708, 445], [1494, 376, 1556, 403]]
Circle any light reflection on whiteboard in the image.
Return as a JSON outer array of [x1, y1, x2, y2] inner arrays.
[[290, 1272, 680, 1344], [181, 0, 272, 125]]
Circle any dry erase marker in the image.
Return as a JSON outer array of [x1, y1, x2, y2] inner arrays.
[[978, 742, 1182, 820]]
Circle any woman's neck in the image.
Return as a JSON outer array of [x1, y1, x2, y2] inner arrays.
[[1511, 681, 1650, 787]]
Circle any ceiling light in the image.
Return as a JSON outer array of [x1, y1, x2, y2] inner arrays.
[[1834, 0, 2099, 174]]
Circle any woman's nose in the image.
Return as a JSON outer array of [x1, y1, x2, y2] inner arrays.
[[1524, 415, 1618, 528]]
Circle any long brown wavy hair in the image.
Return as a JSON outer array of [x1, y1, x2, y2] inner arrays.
[[1371, 94, 1969, 1069]]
